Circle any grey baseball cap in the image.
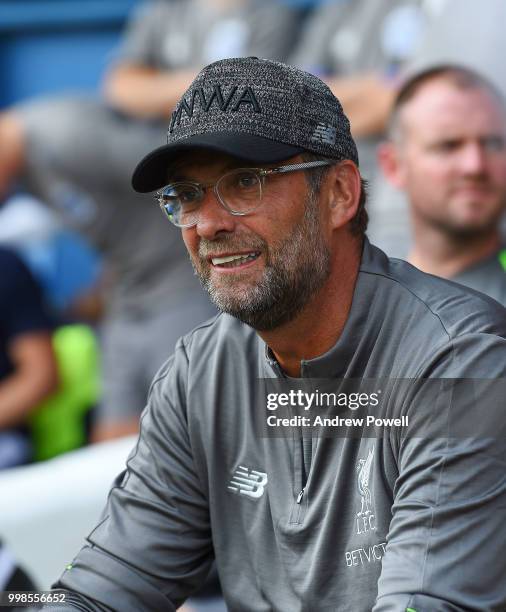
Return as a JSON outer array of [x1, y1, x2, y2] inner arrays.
[[132, 57, 359, 193]]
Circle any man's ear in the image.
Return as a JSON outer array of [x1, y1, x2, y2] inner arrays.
[[327, 160, 361, 229], [377, 140, 406, 189]]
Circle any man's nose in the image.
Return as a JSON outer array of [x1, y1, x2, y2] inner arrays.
[[195, 188, 236, 240], [459, 142, 488, 175]]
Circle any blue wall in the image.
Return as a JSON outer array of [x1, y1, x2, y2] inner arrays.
[[0, 0, 140, 107]]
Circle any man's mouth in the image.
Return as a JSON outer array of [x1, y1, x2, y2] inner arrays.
[[210, 252, 261, 268]]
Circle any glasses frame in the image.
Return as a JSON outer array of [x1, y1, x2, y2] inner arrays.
[[155, 159, 335, 228]]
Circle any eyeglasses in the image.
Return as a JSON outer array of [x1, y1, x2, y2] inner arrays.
[[154, 159, 335, 228]]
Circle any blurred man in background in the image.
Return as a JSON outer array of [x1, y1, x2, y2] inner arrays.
[[104, 0, 302, 120], [379, 65, 506, 305], [371, 0, 506, 257]]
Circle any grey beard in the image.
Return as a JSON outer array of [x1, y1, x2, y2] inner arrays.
[[191, 197, 331, 331]]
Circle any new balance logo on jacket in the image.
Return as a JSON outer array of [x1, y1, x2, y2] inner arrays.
[[228, 466, 268, 499]]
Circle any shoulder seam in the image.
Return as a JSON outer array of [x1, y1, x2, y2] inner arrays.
[[361, 270, 451, 342], [180, 312, 223, 351]]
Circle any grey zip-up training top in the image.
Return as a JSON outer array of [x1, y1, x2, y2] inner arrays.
[[48, 241, 506, 611]]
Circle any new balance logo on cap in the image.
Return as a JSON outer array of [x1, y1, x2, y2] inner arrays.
[[228, 465, 268, 499], [311, 122, 337, 145]]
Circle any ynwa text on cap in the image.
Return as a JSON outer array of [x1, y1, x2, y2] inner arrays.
[[169, 85, 262, 133]]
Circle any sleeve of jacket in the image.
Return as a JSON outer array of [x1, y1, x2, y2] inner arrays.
[[373, 333, 506, 611], [47, 340, 214, 612]]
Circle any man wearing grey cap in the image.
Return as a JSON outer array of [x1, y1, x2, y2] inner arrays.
[[43, 58, 506, 611]]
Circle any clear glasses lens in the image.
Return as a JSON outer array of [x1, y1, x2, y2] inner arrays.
[[158, 183, 202, 227], [157, 169, 263, 227], [217, 169, 262, 213]]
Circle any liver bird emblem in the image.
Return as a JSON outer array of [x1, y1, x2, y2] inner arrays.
[[356, 445, 374, 517]]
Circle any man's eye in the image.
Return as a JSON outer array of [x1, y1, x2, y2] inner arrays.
[[180, 190, 198, 202], [235, 173, 259, 190], [174, 187, 200, 206], [434, 140, 460, 153]]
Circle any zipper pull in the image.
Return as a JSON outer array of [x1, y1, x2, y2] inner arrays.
[[296, 488, 305, 504]]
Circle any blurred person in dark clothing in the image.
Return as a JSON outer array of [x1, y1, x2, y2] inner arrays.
[[379, 65, 506, 305], [0, 0, 302, 443], [0, 247, 57, 468]]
